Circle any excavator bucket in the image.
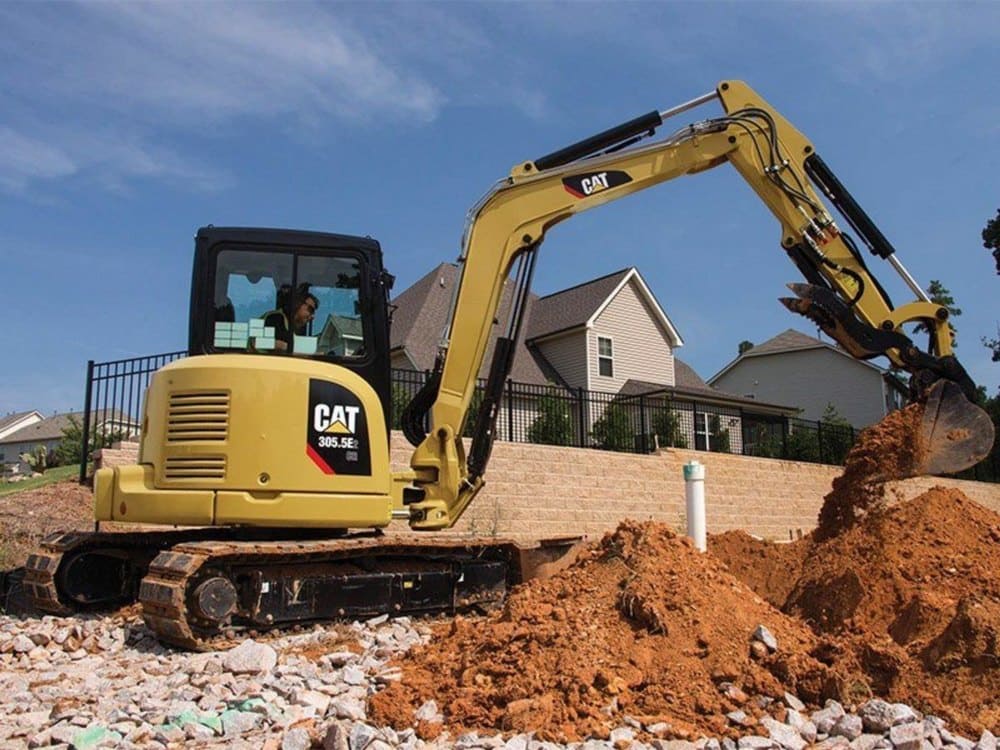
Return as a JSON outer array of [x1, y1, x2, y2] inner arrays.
[[916, 380, 995, 476]]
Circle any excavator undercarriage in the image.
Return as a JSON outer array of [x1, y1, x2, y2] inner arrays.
[[26, 531, 581, 650]]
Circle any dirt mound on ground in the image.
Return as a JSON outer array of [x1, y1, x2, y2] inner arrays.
[[370, 521, 866, 743], [815, 402, 925, 540], [713, 487, 1000, 735], [0, 480, 93, 568]]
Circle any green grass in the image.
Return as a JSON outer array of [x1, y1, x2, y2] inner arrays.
[[0, 464, 78, 496]]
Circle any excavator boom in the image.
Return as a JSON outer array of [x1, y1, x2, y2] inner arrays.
[[403, 80, 993, 529]]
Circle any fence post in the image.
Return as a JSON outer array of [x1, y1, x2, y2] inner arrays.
[[577, 388, 586, 448], [79, 360, 95, 484], [782, 419, 789, 459], [506, 379, 514, 442], [817, 420, 825, 463], [639, 394, 648, 453]]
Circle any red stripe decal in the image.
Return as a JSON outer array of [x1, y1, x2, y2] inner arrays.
[[564, 185, 585, 199], [306, 443, 336, 474]]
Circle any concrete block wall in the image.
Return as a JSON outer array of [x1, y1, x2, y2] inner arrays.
[[390, 433, 1000, 542], [96, 436, 1000, 542]]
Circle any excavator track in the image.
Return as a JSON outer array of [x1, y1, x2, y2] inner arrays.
[[25, 528, 581, 651], [138, 535, 520, 650]]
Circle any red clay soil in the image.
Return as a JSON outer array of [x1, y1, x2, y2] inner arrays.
[[712, 487, 1000, 735], [814, 402, 926, 540], [370, 521, 868, 743]]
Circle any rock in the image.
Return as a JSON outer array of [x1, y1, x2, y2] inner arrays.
[[891, 705, 921, 726], [12, 635, 34, 653], [738, 737, 775, 749], [859, 700, 897, 733], [330, 695, 367, 721], [831, 715, 864, 741], [504, 733, 532, 750], [814, 740, 852, 750], [976, 730, 998, 750], [342, 664, 367, 686], [282, 727, 312, 750], [295, 689, 331, 717], [655, 742, 697, 750], [223, 640, 278, 674], [851, 734, 886, 750], [890, 722, 925, 750], [760, 717, 807, 750], [727, 710, 750, 726], [752, 624, 778, 652], [414, 700, 443, 723], [221, 709, 262, 736], [783, 693, 806, 712], [813, 704, 847, 735], [610, 727, 636, 744], [322, 721, 350, 750], [647, 723, 672, 737]]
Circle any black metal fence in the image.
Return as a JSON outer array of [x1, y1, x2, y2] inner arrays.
[[391, 368, 858, 463], [78, 353, 999, 482], [78, 351, 187, 481]]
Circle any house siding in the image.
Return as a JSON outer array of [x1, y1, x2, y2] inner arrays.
[[535, 330, 589, 389], [589, 280, 675, 393], [711, 348, 887, 427]]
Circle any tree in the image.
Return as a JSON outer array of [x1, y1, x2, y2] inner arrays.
[[591, 403, 634, 451], [983, 207, 1000, 275], [818, 403, 854, 465], [983, 209, 1000, 361], [19, 445, 49, 473], [785, 423, 820, 462], [707, 414, 731, 454], [912, 280, 961, 347], [527, 394, 573, 446], [738, 340, 754, 355], [54, 414, 126, 467], [651, 405, 687, 449]]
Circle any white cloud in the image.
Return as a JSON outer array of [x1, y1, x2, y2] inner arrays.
[[0, 128, 78, 192], [0, 124, 231, 196]]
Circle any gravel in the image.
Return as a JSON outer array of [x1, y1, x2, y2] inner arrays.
[[0, 610, 991, 749]]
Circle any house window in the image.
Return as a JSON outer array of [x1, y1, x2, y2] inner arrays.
[[598, 336, 614, 378]]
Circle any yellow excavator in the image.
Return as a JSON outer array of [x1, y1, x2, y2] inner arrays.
[[26, 81, 994, 648]]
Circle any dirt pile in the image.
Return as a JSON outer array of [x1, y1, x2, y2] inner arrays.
[[712, 487, 1000, 735], [815, 402, 925, 540], [0, 480, 93, 568], [370, 521, 866, 743]]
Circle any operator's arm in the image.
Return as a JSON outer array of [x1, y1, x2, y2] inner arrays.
[[401, 80, 987, 530]]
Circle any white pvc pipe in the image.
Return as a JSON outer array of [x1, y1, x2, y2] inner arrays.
[[684, 460, 706, 552]]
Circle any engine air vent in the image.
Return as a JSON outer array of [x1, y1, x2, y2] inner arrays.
[[167, 391, 230, 442], [163, 455, 227, 480]]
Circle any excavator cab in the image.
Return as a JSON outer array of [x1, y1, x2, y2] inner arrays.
[[188, 226, 395, 434]]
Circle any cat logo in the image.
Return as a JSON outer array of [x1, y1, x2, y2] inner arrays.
[[562, 170, 633, 199], [306, 379, 371, 475], [313, 403, 359, 434]]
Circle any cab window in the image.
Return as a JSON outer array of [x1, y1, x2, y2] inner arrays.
[[211, 248, 367, 359]]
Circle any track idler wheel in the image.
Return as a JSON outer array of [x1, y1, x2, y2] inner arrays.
[[190, 576, 238, 624]]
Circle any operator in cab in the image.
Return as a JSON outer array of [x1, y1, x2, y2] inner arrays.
[[264, 284, 319, 352]]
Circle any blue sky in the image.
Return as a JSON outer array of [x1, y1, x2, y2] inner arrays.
[[3, 1, 999, 415]]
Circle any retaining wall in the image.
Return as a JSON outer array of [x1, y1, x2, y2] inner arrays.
[[96, 436, 1000, 542]]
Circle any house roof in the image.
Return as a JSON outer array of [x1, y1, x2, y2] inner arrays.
[[618, 358, 800, 415], [0, 410, 42, 435], [0, 410, 134, 445], [708, 328, 887, 384], [390, 263, 552, 385], [526, 267, 683, 345]]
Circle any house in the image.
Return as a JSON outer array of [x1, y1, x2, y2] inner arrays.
[[390, 263, 800, 448], [708, 328, 907, 429], [0, 410, 139, 476], [0, 410, 43, 441]]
